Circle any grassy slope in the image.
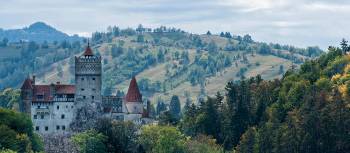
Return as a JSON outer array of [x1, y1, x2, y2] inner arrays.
[[34, 34, 301, 105], [116, 53, 292, 105]]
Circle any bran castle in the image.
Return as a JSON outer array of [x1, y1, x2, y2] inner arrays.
[[19, 44, 150, 135]]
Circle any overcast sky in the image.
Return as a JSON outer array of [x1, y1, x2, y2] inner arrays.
[[1, 0, 350, 49]]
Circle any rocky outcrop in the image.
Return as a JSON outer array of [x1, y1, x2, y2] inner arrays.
[[43, 134, 78, 153], [70, 102, 102, 132]]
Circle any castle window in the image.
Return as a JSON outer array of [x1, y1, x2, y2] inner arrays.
[[56, 126, 60, 130], [81, 88, 85, 91], [71, 106, 73, 109], [83, 96, 86, 99], [61, 114, 65, 119], [81, 78, 84, 81], [36, 95, 44, 100], [62, 126, 66, 130], [66, 105, 68, 108], [57, 105, 59, 110], [92, 88, 96, 91], [92, 77, 95, 80], [34, 115, 37, 119], [92, 96, 94, 99], [37, 105, 40, 109], [35, 126, 39, 131], [41, 115, 44, 119], [45, 126, 48, 131]]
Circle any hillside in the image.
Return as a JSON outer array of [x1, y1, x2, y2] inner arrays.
[[0, 22, 82, 43], [29, 25, 323, 105], [177, 43, 350, 152]]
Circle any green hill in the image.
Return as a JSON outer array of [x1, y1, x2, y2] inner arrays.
[[25, 26, 322, 105]]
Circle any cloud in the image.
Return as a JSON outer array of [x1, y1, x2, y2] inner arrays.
[[0, 0, 350, 49]]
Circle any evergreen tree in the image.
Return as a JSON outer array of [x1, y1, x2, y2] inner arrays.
[[236, 127, 257, 153], [137, 34, 145, 43], [340, 38, 348, 54], [156, 100, 166, 116], [208, 41, 218, 53], [169, 95, 181, 119], [220, 32, 225, 37], [180, 103, 198, 136]]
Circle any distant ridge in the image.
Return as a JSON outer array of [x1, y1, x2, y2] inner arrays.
[[0, 22, 83, 43]]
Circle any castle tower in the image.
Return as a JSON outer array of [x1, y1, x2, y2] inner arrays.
[[20, 76, 34, 114], [73, 43, 102, 122], [124, 77, 143, 114]]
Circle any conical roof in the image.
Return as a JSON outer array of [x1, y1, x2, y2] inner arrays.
[[21, 78, 33, 89], [125, 77, 142, 102], [83, 43, 94, 56]]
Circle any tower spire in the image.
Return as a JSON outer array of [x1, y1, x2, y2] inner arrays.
[[83, 39, 94, 56]]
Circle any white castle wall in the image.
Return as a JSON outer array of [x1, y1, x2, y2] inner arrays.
[[31, 101, 74, 135], [52, 102, 74, 134], [125, 102, 143, 114], [31, 102, 54, 134]]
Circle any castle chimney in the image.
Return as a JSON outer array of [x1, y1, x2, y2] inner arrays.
[[32, 75, 36, 85], [50, 83, 56, 96]]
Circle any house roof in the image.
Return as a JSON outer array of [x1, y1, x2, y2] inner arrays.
[[125, 77, 142, 102]]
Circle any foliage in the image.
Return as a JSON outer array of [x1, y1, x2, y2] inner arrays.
[[0, 108, 43, 152], [185, 135, 224, 153], [94, 118, 138, 153], [0, 88, 20, 109], [72, 129, 107, 153], [179, 41, 350, 153], [0, 149, 17, 153], [139, 125, 186, 153]]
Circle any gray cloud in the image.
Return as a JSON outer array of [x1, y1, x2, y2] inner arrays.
[[0, 0, 350, 49]]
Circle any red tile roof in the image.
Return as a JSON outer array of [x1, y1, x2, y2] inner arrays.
[[83, 43, 94, 56], [125, 77, 142, 102], [55, 85, 75, 94], [21, 78, 33, 89], [30, 84, 75, 102], [33, 85, 52, 101]]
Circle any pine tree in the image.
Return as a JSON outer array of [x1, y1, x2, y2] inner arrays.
[[180, 103, 198, 136], [169, 95, 181, 119], [340, 38, 348, 54], [206, 31, 212, 35], [198, 97, 220, 137], [236, 127, 257, 153]]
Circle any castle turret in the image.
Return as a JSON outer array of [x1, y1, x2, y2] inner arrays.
[[124, 77, 143, 114], [20, 76, 34, 114], [72, 43, 103, 131], [74, 43, 102, 106]]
